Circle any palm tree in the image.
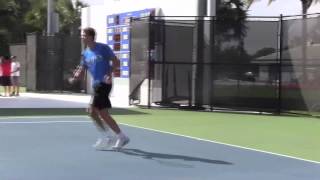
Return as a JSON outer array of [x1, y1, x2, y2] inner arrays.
[[24, 0, 87, 34], [215, 0, 249, 65]]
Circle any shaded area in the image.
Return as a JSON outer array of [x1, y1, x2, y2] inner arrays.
[[0, 108, 147, 116]]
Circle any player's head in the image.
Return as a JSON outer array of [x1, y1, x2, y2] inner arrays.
[[82, 27, 96, 44], [10, 55, 16, 61]]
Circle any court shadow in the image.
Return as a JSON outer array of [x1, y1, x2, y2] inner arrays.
[[115, 148, 233, 166], [109, 108, 148, 115], [0, 108, 147, 116]]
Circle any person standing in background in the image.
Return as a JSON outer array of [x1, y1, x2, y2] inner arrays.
[[0, 56, 3, 96], [1, 56, 12, 97], [10, 56, 20, 96]]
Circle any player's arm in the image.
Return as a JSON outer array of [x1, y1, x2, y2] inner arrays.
[[104, 56, 120, 84], [111, 56, 120, 77], [69, 64, 85, 84], [11, 69, 18, 74], [69, 55, 87, 84]]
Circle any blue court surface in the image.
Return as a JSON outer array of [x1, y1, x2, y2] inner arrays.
[[0, 116, 319, 180]]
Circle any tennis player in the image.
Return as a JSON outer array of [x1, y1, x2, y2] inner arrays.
[[69, 27, 129, 151]]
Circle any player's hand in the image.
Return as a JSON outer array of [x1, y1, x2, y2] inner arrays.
[[113, 68, 121, 77], [68, 77, 76, 84], [104, 75, 112, 84]]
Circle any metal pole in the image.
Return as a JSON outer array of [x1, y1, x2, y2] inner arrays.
[[209, 16, 216, 111], [208, 0, 216, 111], [193, 0, 207, 108], [147, 17, 152, 108], [47, 0, 53, 35], [207, 0, 216, 16], [278, 14, 283, 114]]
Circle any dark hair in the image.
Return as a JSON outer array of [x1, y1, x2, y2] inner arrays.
[[83, 27, 96, 39]]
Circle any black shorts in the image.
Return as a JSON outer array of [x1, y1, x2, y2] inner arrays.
[[91, 82, 112, 110], [2, 76, 11, 86]]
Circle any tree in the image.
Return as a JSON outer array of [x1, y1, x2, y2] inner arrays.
[[0, 0, 87, 56], [56, 0, 86, 35], [0, 0, 20, 55], [24, 0, 87, 34], [215, 0, 250, 67], [216, 0, 248, 44], [24, 0, 47, 32]]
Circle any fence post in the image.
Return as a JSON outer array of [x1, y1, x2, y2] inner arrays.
[[278, 14, 283, 114], [209, 16, 216, 111], [148, 17, 152, 109]]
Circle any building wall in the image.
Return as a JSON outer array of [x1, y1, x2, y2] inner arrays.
[[81, 0, 198, 44]]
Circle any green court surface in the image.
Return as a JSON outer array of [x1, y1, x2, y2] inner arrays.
[[114, 108, 320, 162], [1, 107, 319, 162]]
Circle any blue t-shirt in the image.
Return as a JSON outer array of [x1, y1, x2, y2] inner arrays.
[[81, 42, 115, 87]]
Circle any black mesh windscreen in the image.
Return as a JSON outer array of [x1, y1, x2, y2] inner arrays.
[[282, 16, 320, 112], [159, 64, 192, 105], [62, 36, 82, 92], [162, 22, 194, 63], [150, 20, 194, 106], [37, 36, 63, 91], [130, 15, 320, 113], [211, 64, 278, 110], [35, 35, 82, 92], [211, 19, 279, 110], [129, 19, 150, 103]]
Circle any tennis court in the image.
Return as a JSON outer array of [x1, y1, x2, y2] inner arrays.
[[0, 94, 319, 180], [0, 115, 319, 180]]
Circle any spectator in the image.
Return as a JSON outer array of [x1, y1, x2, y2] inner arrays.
[[1, 56, 12, 97], [10, 55, 20, 96], [0, 56, 3, 96]]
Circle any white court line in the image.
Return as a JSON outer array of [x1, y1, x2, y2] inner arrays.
[[120, 123, 320, 165], [0, 120, 90, 124], [0, 115, 87, 120], [1, 116, 319, 165], [0, 115, 89, 124]]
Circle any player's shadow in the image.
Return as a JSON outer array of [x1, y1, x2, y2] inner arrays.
[[116, 148, 233, 166]]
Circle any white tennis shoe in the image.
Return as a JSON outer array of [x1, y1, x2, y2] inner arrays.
[[112, 136, 130, 151], [93, 136, 116, 150]]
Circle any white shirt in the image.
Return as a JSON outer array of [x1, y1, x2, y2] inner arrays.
[[11, 61, 20, 76]]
